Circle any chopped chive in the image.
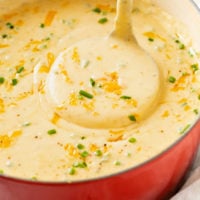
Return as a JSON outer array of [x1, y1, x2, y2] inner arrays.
[[81, 136, 86, 140], [78, 95, 84, 100], [126, 153, 132, 157], [0, 169, 4, 174], [128, 137, 137, 143], [79, 90, 93, 99], [128, 115, 136, 122], [68, 167, 76, 175], [17, 66, 24, 74], [41, 45, 48, 49], [22, 122, 31, 127], [179, 43, 185, 50], [40, 23, 45, 28], [148, 38, 154, 42], [80, 151, 89, 158], [47, 129, 57, 135], [31, 176, 37, 181], [193, 109, 199, 115], [2, 34, 8, 38], [92, 7, 101, 13], [6, 22, 14, 29], [191, 64, 199, 73], [77, 143, 85, 150], [182, 72, 189, 76], [44, 37, 50, 41], [73, 161, 87, 168], [81, 60, 90, 68], [98, 17, 108, 24], [95, 150, 102, 157], [90, 78, 96, 87], [198, 95, 200, 100], [120, 96, 131, 100], [168, 76, 176, 83], [188, 48, 196, 57], [11, 78, 18, 86], [180, 124, 191, 134], [114, 161, 121, 166], [175, 40, 185, 49], [0, 77, 5, 84]]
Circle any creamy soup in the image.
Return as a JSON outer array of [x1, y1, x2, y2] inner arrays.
[[0, 0, 200, 181]]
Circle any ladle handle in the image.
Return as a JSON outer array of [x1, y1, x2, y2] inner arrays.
[[111, 0, 135, 41]]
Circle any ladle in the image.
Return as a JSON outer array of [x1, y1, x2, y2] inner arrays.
[[45, 0, 161, 129]]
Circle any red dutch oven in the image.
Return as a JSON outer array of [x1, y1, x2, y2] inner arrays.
[[0, 0, 200, 199]]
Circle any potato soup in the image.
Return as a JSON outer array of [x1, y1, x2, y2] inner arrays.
[[0, 0, 200, 181]]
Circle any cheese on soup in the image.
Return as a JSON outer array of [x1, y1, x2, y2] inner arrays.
[[0, 0, 199, 181]]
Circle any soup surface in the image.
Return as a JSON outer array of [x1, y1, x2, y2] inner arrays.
[[0, 0, 200, 181]]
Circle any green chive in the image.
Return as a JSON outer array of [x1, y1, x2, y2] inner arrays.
[[193, 109, 199, 115], [2, 34, 8, 38], [168, 76, 176, 83], [198, 95, 200, 100], [0, 77, 5, 84], [98, 17, 108, 24], [81, 136, 86, 140], [22, 122, 31, 127], [127, 153, 132, 157], [81, 60, 90, 68], [180, 124, 191, 134], [175, 40, 185, 49], [191, 64, 199, 73], [114, 161, 121, 166], [44, 37, 50, 41], [78, 95, 84, 100], [188, 48, 196, 57], [0, 169, 4, 174], [68, 167, 76, 175], [128, 115, 136, 122], [120, 96, 131, 100], [90, 78, 96, 87], [148, 38, 154, 42], [179, 43, 185, 50], [80, 151, 89, 158], [11, 78, 18, 86], [31, 176, 37, 181], [128, 137, 137, 143], [47, 129, 57, 135], [17, 66, 24, 73], [92, 7, 101, 13], [79, 90, 93, 99], [6, 22, 14, 29], [95, 150, 102, 157], [73, 161, 87, 168], [40, 23, 45, 28], [77, 143, 85, 150]]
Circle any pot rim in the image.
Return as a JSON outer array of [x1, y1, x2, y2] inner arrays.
[[0, 0, 200, 186]]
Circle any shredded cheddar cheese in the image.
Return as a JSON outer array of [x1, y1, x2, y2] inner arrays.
[[44, 11, 57, 26]]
